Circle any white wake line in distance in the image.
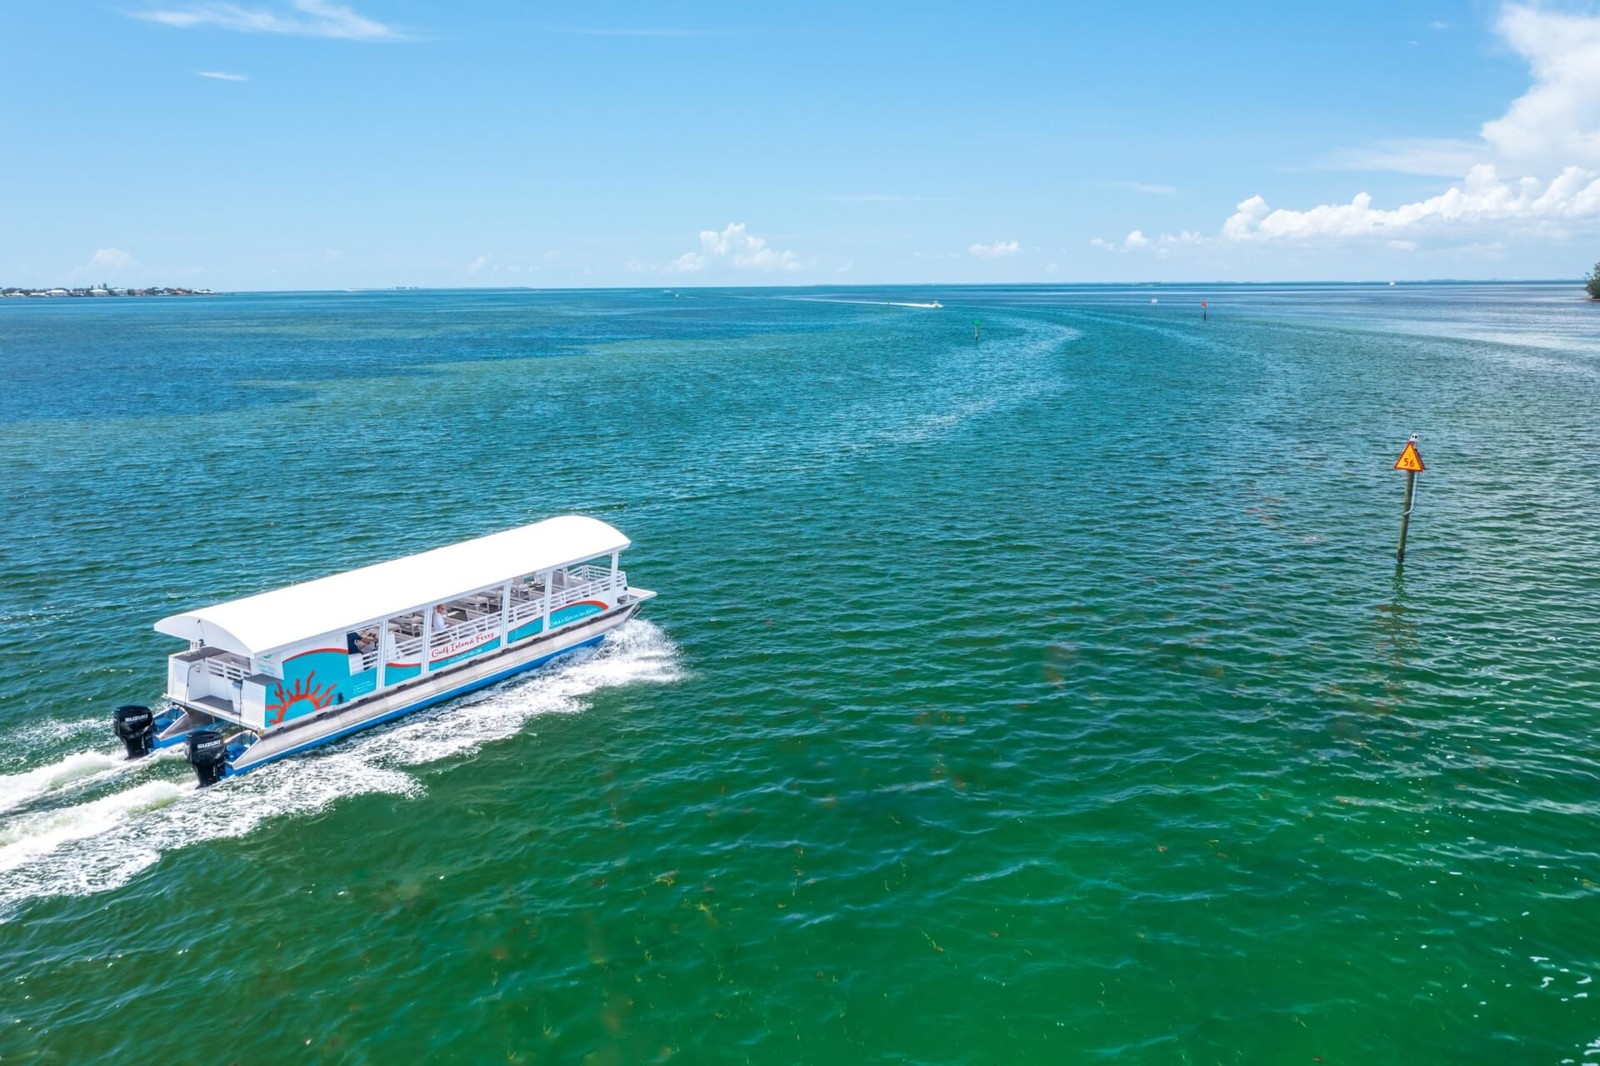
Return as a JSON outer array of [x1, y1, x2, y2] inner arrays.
[[779, 297, 945, 309]]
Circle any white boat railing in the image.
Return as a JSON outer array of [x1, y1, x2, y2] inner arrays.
[[199, 655, 249, 685], [170, 650, 250, 709], [380, 568, 626, 665], [427, 610, 502, 659], [506, 567, 625, 631]]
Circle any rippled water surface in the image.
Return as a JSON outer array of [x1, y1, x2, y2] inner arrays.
[[2, 284, 1598, 1063]]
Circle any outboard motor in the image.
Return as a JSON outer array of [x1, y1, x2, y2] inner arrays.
[[113, 704, 156, 759], [187, 729, 229, 787]]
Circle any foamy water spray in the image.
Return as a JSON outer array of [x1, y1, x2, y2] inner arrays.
[[0, 621, 680, 919]]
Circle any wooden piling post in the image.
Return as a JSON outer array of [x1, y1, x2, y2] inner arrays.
[[1393, 435, 1425, 563]]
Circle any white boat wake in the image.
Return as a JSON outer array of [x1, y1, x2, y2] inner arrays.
[[0, 751, 131, 816], [782, 297, 943, 310], [0, 780, 187, 877], [0, 620, 680, 919]]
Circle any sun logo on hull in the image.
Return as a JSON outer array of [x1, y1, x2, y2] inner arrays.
[[267, 672, 338, 726]]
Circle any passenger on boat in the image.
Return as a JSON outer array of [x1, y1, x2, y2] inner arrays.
[[431, 605, 451, 633], [346, 629, 377, 654]]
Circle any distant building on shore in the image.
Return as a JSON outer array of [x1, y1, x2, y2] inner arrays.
[[1, 286, 216, 298]]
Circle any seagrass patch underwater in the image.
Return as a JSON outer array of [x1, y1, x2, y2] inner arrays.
[[1, 283, 1597, 1063]]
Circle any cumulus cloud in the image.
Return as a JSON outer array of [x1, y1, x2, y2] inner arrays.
[[1091, 231, 1172, 253], [130, 0, 406, 41], [969, 239, 1019, 259], [1221, 163, 1600, 241], [1167, 3, 1600, 248], [466, 254, 491, 274], [1318, 5, 1600, 177], [665, 223, 802, 273], [88, 248, 137, 271], [1481, 4, 1600, 169]]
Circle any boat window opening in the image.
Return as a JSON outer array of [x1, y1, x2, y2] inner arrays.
[[388, 611, 425, 665], [167, 647, 252, 718], [424, 594, 509, 661]]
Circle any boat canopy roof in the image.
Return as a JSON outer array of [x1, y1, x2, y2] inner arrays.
[[154, 515, 630, 657]]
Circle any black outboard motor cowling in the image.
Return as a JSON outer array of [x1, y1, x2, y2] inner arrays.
[[187, 729, 229, 787], [113, 704, 156, 759]]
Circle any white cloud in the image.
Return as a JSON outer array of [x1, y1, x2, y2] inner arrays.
[[663, 223, 803, 274], [1317, 137, 1484, 176], [1091, 231, 1183, 254], [1481, 4, 1600, 170], [466, 254, 490, 274], [1315, 5, 1600, 179], [130, 1, 405, 41], [668, 251, 705, 273], [1185, 4, 1600, 248], [969, 239, 1019, 259], [195, 70, 248, 81], [1221, 163, 1600, 241], [1103, 181, 1177, 196], [88, 248, 137, 271]]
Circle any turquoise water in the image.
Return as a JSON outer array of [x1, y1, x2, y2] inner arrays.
[[1, 284, 1598, 1063]]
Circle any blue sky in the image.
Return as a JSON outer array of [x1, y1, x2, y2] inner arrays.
[[3, 1, 1599, 288]]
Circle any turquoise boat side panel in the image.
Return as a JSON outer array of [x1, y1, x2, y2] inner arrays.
[[508, 618, 545, 642], [431, 635, 502, 670], [266, 605, 606, 731], [550, 601, 605, 629], [386, 662, 422, 685], [229, 632, 611, 776], [271, 647, 360, 727]]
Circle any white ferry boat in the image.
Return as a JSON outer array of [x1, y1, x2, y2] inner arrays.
[[113, 516, 655, 785]]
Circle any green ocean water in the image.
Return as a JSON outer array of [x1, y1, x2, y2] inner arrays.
[[1, 284, 1597, 1063]]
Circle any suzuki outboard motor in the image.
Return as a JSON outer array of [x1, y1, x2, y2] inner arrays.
[[187, 729, 229, 787], [113, 704, 156, 759]]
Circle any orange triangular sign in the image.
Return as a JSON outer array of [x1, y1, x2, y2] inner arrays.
[[1394, 440, 1425, 472]]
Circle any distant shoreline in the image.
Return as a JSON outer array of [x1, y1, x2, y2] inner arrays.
[[1, 286, 217, 298]]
